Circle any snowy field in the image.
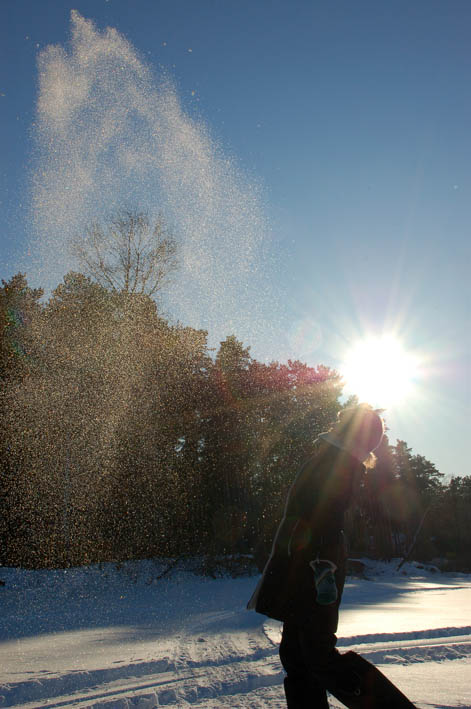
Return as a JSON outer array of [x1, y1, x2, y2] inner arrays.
[[1, 559, 470, 708]]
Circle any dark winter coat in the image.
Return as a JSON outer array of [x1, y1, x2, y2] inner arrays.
[[248, 440, 364, 623]]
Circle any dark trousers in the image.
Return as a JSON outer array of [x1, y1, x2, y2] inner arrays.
[[279, 619, 340, 708], [279, 620, 416, 708], [279, 551, 346, 708]]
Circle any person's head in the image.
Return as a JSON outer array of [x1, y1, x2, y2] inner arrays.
[[331, 404, 384, 468]]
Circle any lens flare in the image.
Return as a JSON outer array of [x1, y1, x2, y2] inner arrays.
[[341, 335, 420, 409]]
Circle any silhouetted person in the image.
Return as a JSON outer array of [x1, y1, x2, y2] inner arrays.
[[248, 404, 415, 708]]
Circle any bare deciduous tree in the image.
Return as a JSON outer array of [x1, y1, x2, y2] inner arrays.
[[72, 210, 177, 296]]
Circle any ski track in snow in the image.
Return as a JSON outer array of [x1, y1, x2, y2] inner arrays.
[[3, 619, 471, 708], [0, 616, 285, 708], [339, 626, 471, 665], [1, 562, 471, 708]]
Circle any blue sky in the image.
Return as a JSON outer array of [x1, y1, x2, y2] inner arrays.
[[1, 0, 470, 477]]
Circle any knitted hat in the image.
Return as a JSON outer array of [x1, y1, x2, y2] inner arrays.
[[319, 404, 384, 464]]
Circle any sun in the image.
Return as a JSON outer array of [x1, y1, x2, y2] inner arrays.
[[340, 335, 420, 409]]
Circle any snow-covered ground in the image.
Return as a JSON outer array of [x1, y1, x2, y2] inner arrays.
[[1, 559, 470, 708]]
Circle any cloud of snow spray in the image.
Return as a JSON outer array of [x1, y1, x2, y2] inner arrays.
[[10, 11, 288, 566], [29, 10, 279, 350]]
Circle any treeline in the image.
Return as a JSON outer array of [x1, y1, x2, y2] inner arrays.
[[1, 272, 470, 571]]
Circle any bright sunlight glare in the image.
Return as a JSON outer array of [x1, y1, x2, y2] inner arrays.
[[341, 335, 420, 409]]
